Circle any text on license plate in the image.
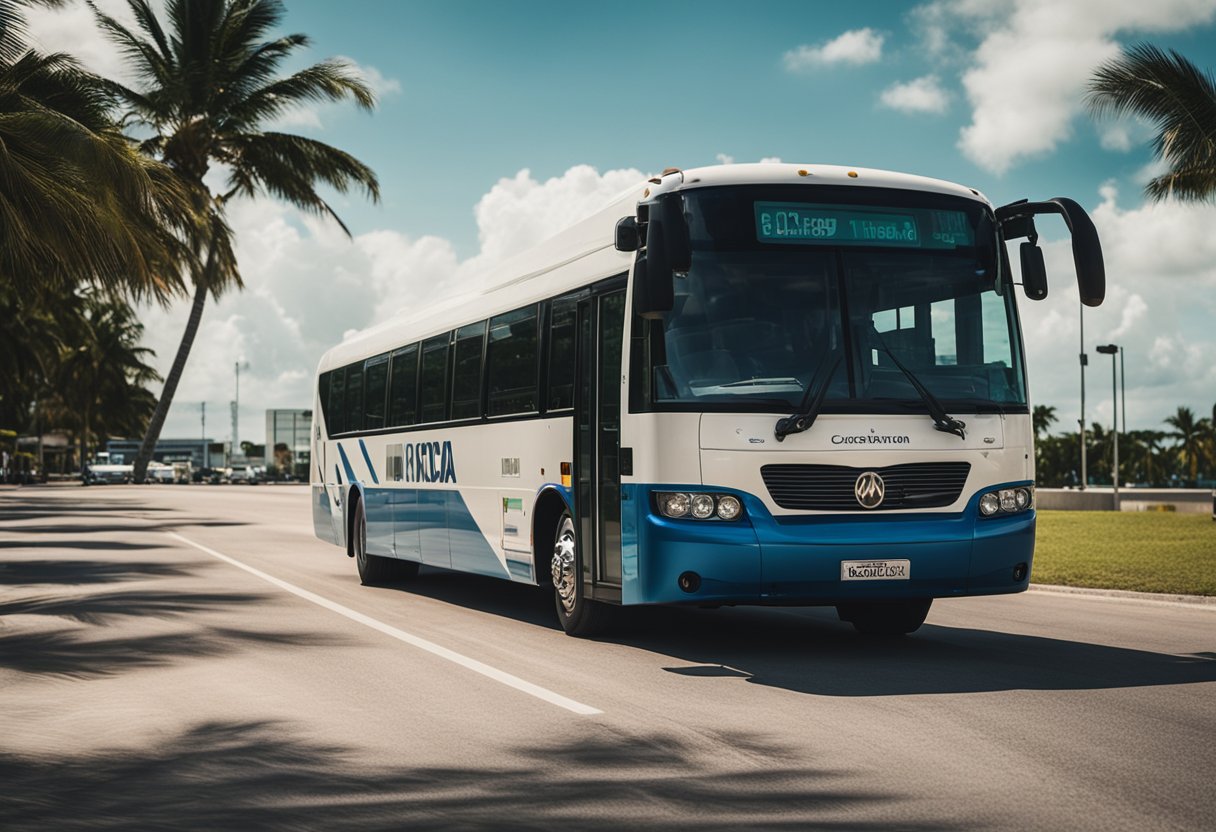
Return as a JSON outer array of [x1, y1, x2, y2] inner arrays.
[[840, 559, 911, 581]]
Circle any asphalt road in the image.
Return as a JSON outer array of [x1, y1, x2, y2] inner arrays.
[[1, 485, 1213, 831]]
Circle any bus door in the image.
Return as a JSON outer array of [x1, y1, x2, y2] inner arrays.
[[574, 281, 626, 602]]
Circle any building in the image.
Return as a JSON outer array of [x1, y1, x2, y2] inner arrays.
[[105, 438, 215, 469], [266, 409, 312, 480]]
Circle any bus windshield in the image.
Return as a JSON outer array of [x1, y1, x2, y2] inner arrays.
[[642, 185, 1026, 413]]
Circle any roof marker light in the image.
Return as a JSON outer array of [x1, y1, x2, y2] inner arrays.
[[847, 170, 859, 178], [798, 169, 811, 177]]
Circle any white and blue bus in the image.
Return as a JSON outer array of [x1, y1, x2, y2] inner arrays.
[[312, 163, 1104, 636]]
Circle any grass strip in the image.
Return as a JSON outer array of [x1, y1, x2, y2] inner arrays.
[[1032, 510, 1216, 596]]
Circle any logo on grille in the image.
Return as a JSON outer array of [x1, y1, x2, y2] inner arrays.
[[854, 471, 885, 509]]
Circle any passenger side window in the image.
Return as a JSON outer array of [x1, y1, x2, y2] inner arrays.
[[419, 334, 450, 423], [388, 344, 419, 427], [546, 299, 577, 411], [327, 367, 346, 435], [364, 355, 388, 430], [344, 362, 364, 433], [487, 306, 539, 416], [450, 321, 487, 421]]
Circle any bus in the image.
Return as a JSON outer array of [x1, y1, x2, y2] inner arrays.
[[311, 163, 1104, 636]]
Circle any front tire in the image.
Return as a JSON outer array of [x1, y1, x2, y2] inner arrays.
[[551, 512, 611, 637], [836, 599, 932, 636], [353, 498, 420, 585]]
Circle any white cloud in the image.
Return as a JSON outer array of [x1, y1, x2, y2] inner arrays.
[[1098, 124, 1132, 152], [758, 156, 783, 164], [783, 28, 884, 70], [145, 165, 645, 443], [1017, 184, 1216, 431], [932, 0, 1216, 175], [715, 153, 735, 165], [879, 75, 950, 114], [22, 0, 139, 83]]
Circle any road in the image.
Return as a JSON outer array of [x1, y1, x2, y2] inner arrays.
[[1, 485, 1213, 830]]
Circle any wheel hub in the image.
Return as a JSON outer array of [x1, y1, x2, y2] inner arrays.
[[551, 525, 577, 615]]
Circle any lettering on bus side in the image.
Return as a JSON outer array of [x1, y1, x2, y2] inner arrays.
[[402, 440, 458, 483]]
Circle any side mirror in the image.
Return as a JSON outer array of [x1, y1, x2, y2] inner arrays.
[[615, 217, 640, 252], [1020, 242, 1048, 300], [995, 197, 1106, 307], [631, 194, 688, 319]]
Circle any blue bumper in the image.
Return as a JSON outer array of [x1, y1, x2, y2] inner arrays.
[[621, 483, 1035, 605]]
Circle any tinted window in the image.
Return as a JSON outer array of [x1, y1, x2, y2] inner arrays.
[[364, 355, 389, 430], [344, 362, 364, 433], [327, 367, 346, 435], [547, 298, 577, 410], [388, 345, 419, 427], [451, 321, 486, 421], [487, 306, 539, 416], [420, 334, 450, 423], [318, 372, 331, 427]]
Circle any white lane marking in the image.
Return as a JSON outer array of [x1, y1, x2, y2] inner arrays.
[[166, 532, 602, 715]]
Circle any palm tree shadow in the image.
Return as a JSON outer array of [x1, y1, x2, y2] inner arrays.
[[0, 720, 954, 831], [0, 559, 198, 585], [0, 589, 272, 625]]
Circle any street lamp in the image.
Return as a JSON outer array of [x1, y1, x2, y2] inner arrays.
[[1096, 344, 1120, 509], [1079, 302, 1088, 489], [232, 359, 250, 459]]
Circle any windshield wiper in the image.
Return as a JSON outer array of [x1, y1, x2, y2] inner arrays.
[[774, 353, 842, 442], [869, 326, 967, 440]]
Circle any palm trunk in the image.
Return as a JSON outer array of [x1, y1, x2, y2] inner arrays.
[[132, 280, 210, 483]]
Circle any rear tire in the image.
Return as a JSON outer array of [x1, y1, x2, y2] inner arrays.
[[837, 599, 932, 636], [352, 498, 420, 585], [551, 512, 611, 637]]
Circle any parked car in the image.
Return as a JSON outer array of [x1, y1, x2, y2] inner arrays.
[[146, 462, 176, 483], [225, 465, 261, 484], [83, 463, 133, 485]]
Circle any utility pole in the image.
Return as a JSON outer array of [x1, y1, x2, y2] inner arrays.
[[1098, 344, 1120, 509], [232, 359, 250, 458], [1120, 346, 1126, 432], [1079, 302, 1088, 489], [201, 402, 207, 469]]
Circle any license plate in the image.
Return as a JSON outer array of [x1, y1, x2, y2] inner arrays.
[[841, 559, 911, 581]]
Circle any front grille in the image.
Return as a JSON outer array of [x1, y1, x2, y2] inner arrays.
[[760, 462, 971, 511]]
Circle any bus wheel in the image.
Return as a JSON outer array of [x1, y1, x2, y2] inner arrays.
[[551, 512, 610, 637], [353, 498, 419, 586], [836, 599, 932, 636]]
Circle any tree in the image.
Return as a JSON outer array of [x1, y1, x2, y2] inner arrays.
[[92, 0, 380, 482], [1164, 406, 1205, 484], [1088, 43, 1216, 202], [44, 290, 160, 473], [1032, 404, 1057, 440], [0, 2, 196, 299]]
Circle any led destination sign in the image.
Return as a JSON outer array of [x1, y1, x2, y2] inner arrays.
[[755, 202, 974, 249]]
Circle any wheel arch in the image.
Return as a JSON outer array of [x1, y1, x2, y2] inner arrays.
[[343, 482, 367, 558], [532, 486, 573, 588]]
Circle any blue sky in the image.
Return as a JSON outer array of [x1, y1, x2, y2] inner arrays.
[[24, 0, 1216, 443]]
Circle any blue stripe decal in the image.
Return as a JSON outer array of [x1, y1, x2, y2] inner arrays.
[[336, 442, 358, 484], [334, 463, 342, 486], [506, 558, 533, 580], [357, 439, 379, 484]]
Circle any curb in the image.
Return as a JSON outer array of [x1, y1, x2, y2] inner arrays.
[[1029, 583, 1216, 608]]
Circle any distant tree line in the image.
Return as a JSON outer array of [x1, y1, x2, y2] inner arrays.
[[1033, 404, 1216, 488]]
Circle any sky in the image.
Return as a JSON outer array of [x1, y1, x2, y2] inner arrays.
[[22, 0, 1216, 445]]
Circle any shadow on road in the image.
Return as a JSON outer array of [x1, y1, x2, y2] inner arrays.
[[0, 559, 198, 585], [0, 626, 346, 679], [0, 720, 949, 831], [376, 569, 1216, 698], [0, 588, 272, 624]]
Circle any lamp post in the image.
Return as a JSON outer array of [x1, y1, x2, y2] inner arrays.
[[232, 359, 250, 459], [1097, 344, 1120, 509], [1079, 302, 1088, 489]]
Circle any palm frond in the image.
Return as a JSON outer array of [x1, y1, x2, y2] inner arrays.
[[1088, 43, 1216, 202]]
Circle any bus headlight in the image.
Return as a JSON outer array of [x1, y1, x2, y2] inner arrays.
[[716, 495, 742, 520], [655, 491, 744, 521], [658, 492, 690, 518], [979, 486, 1033, 518]]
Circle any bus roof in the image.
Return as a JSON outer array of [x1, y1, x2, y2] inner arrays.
[[318, 163, 989, 373]]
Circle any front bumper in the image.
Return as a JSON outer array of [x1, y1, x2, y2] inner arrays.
[[621, 482, 1035, 605]]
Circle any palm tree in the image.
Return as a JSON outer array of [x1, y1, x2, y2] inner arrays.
[[1, 2, 196, 299], [1088, 43, 1216, 202], [91, 0, 381, 482], [1164, 406, 1204, 484], [45, 290, 160, 473], [1032, 404, 1058, 439]]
